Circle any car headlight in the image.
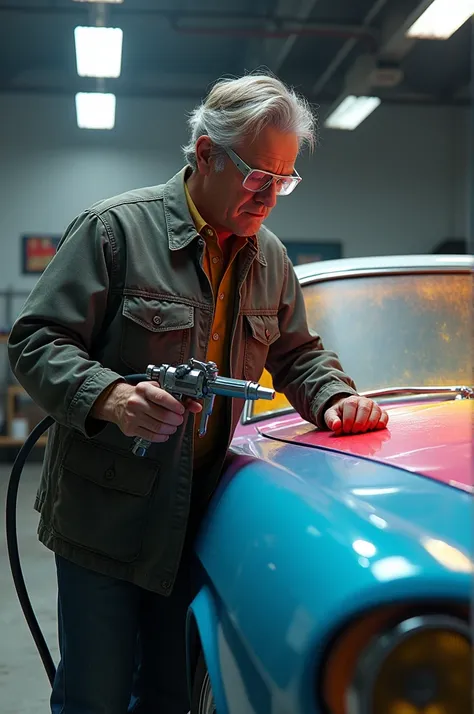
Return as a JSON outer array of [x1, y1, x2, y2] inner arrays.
[[322, 609, 472, 714]]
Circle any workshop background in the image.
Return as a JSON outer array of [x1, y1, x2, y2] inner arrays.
[[0, 1, 472, 713]]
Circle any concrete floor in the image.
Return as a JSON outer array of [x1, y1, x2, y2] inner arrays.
[[0, 463, 59, 714]]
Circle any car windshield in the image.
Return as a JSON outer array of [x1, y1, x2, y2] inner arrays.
[[250, 270, 472, 419]]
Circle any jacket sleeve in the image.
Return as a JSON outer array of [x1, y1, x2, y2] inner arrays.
[[266, 249, 359, 429], [8, 210, 125, 437]]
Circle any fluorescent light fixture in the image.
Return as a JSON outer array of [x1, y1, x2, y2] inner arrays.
[[75, 92, 116, 130], [406, 0, 474, 40], [73, 0, 123, 4], [325, 95, 381, 130], [74, 26, 123, 78]]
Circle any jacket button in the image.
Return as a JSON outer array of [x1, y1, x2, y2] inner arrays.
[[104, 468, 115, 480], [161, 579, 171, 591], [153, 315, 162, 325]]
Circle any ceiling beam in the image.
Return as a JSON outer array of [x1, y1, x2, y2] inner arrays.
[[0, 82, 467, 106], [173, 21, 377, 42], [0, 81, 206, 100], [0, 4, 275, 19], [376, 0, 434, 62], [1, 67, 219, 98], [319, 0, 448, 120], [312, 0, 390, 97], [266, 0, 321, 74]]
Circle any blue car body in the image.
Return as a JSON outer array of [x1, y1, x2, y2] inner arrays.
[[188, 436, 471, 713]]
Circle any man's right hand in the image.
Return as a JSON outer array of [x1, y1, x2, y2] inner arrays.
[[91, 381, 202, 443]]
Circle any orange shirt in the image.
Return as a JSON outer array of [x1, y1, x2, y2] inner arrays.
[[184, 181, 248, 472]]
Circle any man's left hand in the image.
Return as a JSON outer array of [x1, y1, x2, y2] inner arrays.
[[324, 395, 389, 435]]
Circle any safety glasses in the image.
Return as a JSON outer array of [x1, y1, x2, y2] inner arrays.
[[224, 147, 302, 196]]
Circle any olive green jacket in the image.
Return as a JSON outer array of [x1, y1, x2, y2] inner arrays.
[[8, 167, 357, 595]]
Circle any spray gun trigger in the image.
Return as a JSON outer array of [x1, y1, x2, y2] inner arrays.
[[198, 395, 215, 437]]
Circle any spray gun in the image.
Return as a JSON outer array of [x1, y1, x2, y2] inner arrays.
[[132, 358, 275, 457]]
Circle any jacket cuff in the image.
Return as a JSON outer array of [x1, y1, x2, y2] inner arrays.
[[311, 382, 359, 430], [67, 368, 125, 438]]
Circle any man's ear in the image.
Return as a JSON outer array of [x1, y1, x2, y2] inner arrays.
[[195, 136, 213, 175]]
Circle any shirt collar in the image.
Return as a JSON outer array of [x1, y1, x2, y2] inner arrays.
[[184, 179, 209, 236], [164, 166, 264, 264]]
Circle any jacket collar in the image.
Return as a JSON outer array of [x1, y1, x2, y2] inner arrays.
[[163, 166, 267, 266]]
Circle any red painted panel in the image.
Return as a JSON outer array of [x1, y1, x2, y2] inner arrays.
[[257, 400, 473, 493]]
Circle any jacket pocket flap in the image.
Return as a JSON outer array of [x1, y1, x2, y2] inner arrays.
[[245, 314, 280, 346], [62, 438, 158, 496], [123, 297, 194, 333]]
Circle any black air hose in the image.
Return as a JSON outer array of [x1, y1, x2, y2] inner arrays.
[[5, 374, 148, 685]]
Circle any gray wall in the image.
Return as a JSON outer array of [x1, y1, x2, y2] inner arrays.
[[0, 93, 469, 303]]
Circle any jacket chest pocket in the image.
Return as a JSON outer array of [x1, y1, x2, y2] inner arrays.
[[243, 314, 280, 382], [120, 296, 194, 373]]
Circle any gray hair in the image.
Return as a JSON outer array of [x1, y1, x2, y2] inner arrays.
[[182, 72, 317, 170]]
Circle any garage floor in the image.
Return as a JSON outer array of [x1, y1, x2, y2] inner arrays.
[[0, 463, 58, 714]]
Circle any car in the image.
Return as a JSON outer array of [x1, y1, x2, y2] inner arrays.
[[186, 254, 473, 714]]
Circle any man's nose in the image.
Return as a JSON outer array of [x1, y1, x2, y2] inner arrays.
[[256, 181, 278, 208]]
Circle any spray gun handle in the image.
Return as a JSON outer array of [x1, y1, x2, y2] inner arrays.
[[131, 437, 151, 458], [132, 391, 183, 457]]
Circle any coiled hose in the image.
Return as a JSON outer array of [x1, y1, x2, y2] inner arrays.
[[5, 374, 148, 686]]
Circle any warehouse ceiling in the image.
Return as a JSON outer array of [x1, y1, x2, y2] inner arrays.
[[0, 0, 471, 106]]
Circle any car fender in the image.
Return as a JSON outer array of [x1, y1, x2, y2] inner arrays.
[[194, 444, 472, 708], [187, 585, 229, 714]]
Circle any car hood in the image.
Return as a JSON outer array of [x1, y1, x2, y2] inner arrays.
[[257, 399, 472, 493]]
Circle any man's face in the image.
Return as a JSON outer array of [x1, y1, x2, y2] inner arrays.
[[198, 126, 299, 237]]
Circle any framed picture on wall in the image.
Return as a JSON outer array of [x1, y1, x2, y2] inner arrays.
[[284, 241, 342, 266], [21, 234, 61, 275]]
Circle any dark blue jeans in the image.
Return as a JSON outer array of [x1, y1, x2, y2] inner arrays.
[[50, 552, 195, 714]]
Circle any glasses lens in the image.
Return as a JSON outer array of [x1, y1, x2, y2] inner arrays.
[[244, 171, 299, 195], [244, 171, 273, 192], [275, 177, 299, 196]]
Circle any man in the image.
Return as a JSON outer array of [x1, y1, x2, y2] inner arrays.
[[8, 73, 388, 714]]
